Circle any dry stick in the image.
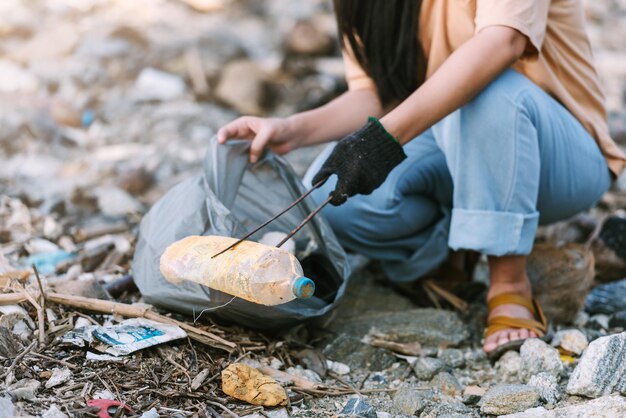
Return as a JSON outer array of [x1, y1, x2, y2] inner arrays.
[[423, 279, 469, 312], [28, 351, 79, 370], [32, 265, 48, 346], [328, 371, 362, 396], [32, 265, 46, 306], [205, 401, 239, 418], [0, 291, 236, 351], [22, 286, 46, 346], [256, 366, 322, 391], [2, 340, 37, 384]]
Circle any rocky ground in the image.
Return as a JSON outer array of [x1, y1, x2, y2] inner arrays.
[[1, 0, 626, 417]]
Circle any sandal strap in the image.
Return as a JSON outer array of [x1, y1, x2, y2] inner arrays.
[[485, 292, 549, 339], [487, 292, 536, 313]]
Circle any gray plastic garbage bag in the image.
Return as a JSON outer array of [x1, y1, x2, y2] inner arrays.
[[132, 137, 351, 329]]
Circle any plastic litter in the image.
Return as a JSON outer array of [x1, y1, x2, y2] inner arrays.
[[22, 250, 74, 274], [160, 235, 315, 305], [87, 399, 132, 418], [133, 137, 351, 329], [62, 318, 187, 356]]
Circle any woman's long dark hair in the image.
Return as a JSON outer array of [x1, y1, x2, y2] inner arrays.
[[333, 0, 425, 107]]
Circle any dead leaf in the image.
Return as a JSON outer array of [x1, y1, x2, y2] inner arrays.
[[221, 363, 288, 407]]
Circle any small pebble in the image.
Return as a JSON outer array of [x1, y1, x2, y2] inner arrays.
[[551, 329, 588, 355]]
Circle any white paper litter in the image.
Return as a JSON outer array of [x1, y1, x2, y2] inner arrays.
[[62, 318, 187, 356]]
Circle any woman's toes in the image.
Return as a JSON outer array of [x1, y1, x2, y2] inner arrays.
[[497, 330, 511, 347], [529, 331, 538, 338], [509, 329, 521, 341], [519, 329, 530, 340], [484, 334, 500, 352]]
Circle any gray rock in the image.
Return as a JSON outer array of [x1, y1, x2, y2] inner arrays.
[[286, 366, 322, 383], [215, 59, 267, 115], [0, 396, 15, 418], [589, 314, 611, 330], [462, 385, 487, 405], [585, 277, 626, 315], [439, 348, 465, 368], [131, 68, 187, 102], [465, 349, 488, 370], [264, 409, 290, 418], [411, 357, 445, 381], [327, 308, 469, 347], [527, 372, 561, 405], [393, 385, 433, 416], [609, 310, 626, 328], [500, 394, 626, 417], [429, 371, 464, 397], [286, 20, 334, 55], [480, 384, 540, 416], [341, 397, 377, 418], [393, 385, 472, 417], [42, 405, 68, 418], [566, 331, 626, 397], [422, 401, 475, 418], [138, 408, 159, 418], [45, 367, 72, 389], [323, 335, 396, 371], [8, 378, 41, 401], [94, 186, 142, 217], [497, 351, 522, 383], [552, 329, 588, 355], [520, 339, 563, 383]]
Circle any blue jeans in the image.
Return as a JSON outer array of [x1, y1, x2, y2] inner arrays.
[[303, 69, 611, 282]]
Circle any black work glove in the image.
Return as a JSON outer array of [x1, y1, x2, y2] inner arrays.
[[312, 117, 407, 205]]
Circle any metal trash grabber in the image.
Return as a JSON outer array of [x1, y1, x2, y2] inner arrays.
[[211, 179, 331, 258]]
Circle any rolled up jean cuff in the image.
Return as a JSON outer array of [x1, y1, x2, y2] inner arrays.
[[448, 208, 540, 256]]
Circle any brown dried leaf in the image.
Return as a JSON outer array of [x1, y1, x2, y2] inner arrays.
[[221, 363, 288, 407]]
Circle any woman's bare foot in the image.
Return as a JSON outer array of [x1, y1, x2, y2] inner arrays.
[[483, 255, 538, 353]]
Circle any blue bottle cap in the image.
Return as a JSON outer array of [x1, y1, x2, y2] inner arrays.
[[82, 109, 95, 128], [292, 277, 315, 299]]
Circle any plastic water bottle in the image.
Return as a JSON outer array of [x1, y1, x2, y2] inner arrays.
[[159, 235, 315, 306]]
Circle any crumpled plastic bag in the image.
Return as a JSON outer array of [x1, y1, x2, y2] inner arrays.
[[132, 137, 351, 329]]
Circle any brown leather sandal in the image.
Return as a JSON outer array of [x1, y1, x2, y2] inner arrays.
[[484, 292, 550, 362]]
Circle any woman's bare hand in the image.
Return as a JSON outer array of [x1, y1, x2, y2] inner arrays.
[[217, 116, 299, 163]]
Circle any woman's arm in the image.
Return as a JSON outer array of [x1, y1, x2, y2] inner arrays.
[[381, 26, 527, 144], [218, 88, 382, 163]]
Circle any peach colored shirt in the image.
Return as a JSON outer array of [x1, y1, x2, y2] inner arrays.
[[343, 0, 626, 176]]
